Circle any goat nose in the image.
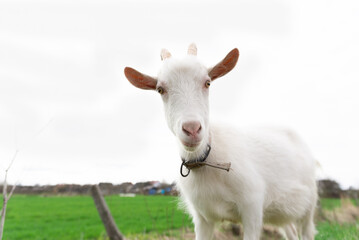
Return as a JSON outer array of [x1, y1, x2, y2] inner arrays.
[[182, 121, 202, 137]]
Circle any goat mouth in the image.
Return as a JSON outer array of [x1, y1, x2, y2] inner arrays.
[[181, 140, 201, 148]]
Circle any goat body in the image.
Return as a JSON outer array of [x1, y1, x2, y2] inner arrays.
[[179, 125, 317, 240], [124, 44, 317, 240]]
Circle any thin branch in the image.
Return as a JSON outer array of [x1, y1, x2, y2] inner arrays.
[[1, 151, 21, 240], [1, 160, 17, 240], [0, 157, 16, 240], [2, 172, 8, 200], [6, 149, 19, 173], [0, 175, 8, 240], [8, 185, 16, 201], [19, 118, 53, 151], [1, 119, 53, 240]]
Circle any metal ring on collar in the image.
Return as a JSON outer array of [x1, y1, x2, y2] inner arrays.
[[180, 161, 190, 177]]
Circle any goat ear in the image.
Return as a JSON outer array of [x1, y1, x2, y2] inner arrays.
[[124, 67, 157, 90], [208, 48, 239, 81]]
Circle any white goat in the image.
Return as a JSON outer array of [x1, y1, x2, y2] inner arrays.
[[124, 44, 317, 240]]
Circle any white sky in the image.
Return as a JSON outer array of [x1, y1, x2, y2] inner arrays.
[[0, 0, 358, 189]]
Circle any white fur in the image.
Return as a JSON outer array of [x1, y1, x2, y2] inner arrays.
[[160, 57, 317, 240], [178, 126, 317, 240], [127, 47, 317, 240]]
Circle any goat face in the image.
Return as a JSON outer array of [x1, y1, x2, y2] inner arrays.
[[124, 44, 239, 158], [157, 57, 210, 153]]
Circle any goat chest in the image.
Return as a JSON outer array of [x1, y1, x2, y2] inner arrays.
[[177, 168, 242, 223]]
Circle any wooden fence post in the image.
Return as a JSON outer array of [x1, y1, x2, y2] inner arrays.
[[91, 185, 124, 240]]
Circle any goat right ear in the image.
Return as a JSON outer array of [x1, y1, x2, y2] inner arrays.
[[124, 67, 157, 90], [208, 48, 239, 81]]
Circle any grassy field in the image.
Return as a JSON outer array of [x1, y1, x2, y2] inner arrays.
[[2, 195, 192, 240], [316, 222, 359, 240], [1, 195, 359, 239], [316, 198, 359, 240]]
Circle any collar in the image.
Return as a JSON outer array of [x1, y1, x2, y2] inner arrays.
[[180, 144, 231, 177], [182, 144, 211, 168]]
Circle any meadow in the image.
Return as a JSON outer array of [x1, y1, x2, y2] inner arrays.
[[2, 195, 192, 240], [2, 195, 359, 240]]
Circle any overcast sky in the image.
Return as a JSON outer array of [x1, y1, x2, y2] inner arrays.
[[0, 0, 358, 189]]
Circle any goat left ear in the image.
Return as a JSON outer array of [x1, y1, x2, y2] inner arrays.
[[124, 67, 157, 90], [208, 48, 239, 81]]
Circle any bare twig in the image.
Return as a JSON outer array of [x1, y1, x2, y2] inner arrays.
[[6, 150, 19, 173], [7, 185, 16, 202], [0, 119, 53, 240], [1, 150, 19, 240]]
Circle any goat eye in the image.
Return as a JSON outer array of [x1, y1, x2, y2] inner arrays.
[[157, 87, 164, 94], [205, 80, 211, 88]]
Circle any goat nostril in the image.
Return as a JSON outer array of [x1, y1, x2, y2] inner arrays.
[[182, 121, 202, 137], [182, 126, 191, 136]]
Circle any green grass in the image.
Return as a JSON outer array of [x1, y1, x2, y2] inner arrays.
[[316, 222, 359, 240], [316, 198, 359, 240], [320, 198, 358, 211], [320, 198, 343, 210], [2, 195, 359, 239], [2, 195, 193, 240]]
